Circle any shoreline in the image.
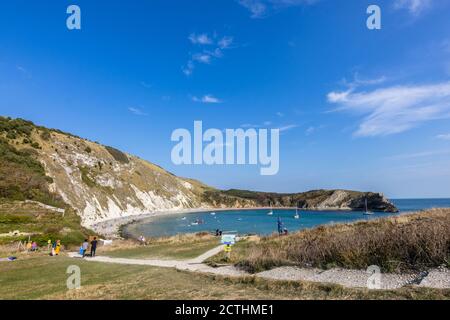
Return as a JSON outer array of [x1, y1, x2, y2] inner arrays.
[[90, 206, 402, 240], [90, 207, 289, 239]]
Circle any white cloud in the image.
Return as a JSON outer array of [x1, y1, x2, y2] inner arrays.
[[218, 36, 234, 49], [192, 94, 222, 104], [16, 65, 32, 78], [189, 33, 213, 45], [436, 133, 450, 141], [342, 73, 387, 89], [192, 53, 212, 64], [237, 0, 317, 18], [393, 0, 432, 15], [140, 81, 152, 89], [386, 149, 450, 160], [276, 112, 284, 117], [128, 107, 147, 116], [327, 81, 450, 137], [183, 33, 234, 76], [182, 61, 195, 76], [278, 124, 298, 132], [305, 126, 315, 135]]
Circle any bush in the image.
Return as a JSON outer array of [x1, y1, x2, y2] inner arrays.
[[0, 138, 64, 207], [105, 146, 129, 163], [85, 146, 92, 153], [31, 142, 40, 149], [6, 131, 17, 140], [40, 129, 51, 141]]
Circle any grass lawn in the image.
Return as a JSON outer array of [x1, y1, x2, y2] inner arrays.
[[1, 253, 449, 300], [104, 238, 221, 260]]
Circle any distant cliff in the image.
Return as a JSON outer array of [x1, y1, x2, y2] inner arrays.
[[0, 116, 398, 229], [203, 189, 398, 212]]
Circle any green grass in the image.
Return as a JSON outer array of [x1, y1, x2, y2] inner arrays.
[[0, 201, 93, 247], [105, 238, 220, 260], [1, 254, 448, 300]]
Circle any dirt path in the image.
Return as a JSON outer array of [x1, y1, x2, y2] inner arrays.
[[68, 247, 449, 290]]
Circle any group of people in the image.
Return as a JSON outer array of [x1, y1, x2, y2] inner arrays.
[[49, 240, 62, 256], [215, 229, 223, 236], [80, 237, 98, 258], [25, 241, 38, 252]]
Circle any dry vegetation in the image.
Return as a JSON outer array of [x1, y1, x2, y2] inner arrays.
[[210, 209, 450, 273]]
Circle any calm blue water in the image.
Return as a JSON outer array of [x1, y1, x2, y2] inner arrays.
[[125, 199, 450, 238]]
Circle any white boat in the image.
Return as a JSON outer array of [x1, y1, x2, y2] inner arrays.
[[267, 202, 274, 216], [363, 198, 374, 215], [181, 217, 187, 220], [294, 208, 300, 219], [210, 212, 216, 216]]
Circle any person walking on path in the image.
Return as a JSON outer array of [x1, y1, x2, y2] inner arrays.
[[82, 239, 89, 257], [90, 237, 98, 257]]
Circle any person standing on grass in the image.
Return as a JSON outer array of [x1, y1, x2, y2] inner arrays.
[[90, 237, 98, 257], [82, 239, 89, 257], [277, 217, 283, 235]]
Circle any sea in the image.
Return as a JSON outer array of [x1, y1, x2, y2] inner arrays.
[[123, 198, 450, 238]]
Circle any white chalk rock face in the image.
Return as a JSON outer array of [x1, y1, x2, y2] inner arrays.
[[36, 132, 208, 228]]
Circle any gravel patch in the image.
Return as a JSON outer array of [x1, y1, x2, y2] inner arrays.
[[418, 268, 450, 289], [257, 267, 422, 290]]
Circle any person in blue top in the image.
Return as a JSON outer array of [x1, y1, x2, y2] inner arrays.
[[277, 217, 283, 235]]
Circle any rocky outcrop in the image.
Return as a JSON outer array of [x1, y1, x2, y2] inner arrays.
[[206, 189, 398, 213]]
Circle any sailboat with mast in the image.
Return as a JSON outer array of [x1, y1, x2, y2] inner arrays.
[[267, 201, 273, 216], [294, 207, 300, 219], [363, 197, 374, 216]]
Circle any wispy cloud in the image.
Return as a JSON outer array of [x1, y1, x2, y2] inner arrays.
[[183, 33, 234, 76], [385, 149, 450, 160], [341, 73, 387, 90], [188, 33, 213, 45], [17, 65, 32, 79], [278, 124, 298, 132], [192, 53, 212, 64], [128, 107, 147, 116], [140, 81, 152, 89], [237, 0, 317, 18], [393, 0, 432, 15], [327, 81, 450, 137], [240, 122, 298, 133], [436, 133, 450, 141], [192, 94, 222, 104]]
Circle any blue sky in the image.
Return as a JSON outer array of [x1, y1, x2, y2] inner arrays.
[[1, 0, 450, 198]]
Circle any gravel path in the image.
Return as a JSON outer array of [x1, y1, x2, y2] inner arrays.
[[69, 249, 449, 290]]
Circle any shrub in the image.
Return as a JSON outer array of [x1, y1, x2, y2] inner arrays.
[[105, 146, 129, 163], [30, 142, 40, 149], [40, 129, 51, 141], [85, 146, 92, 153], [6, 131, 17, 140]]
